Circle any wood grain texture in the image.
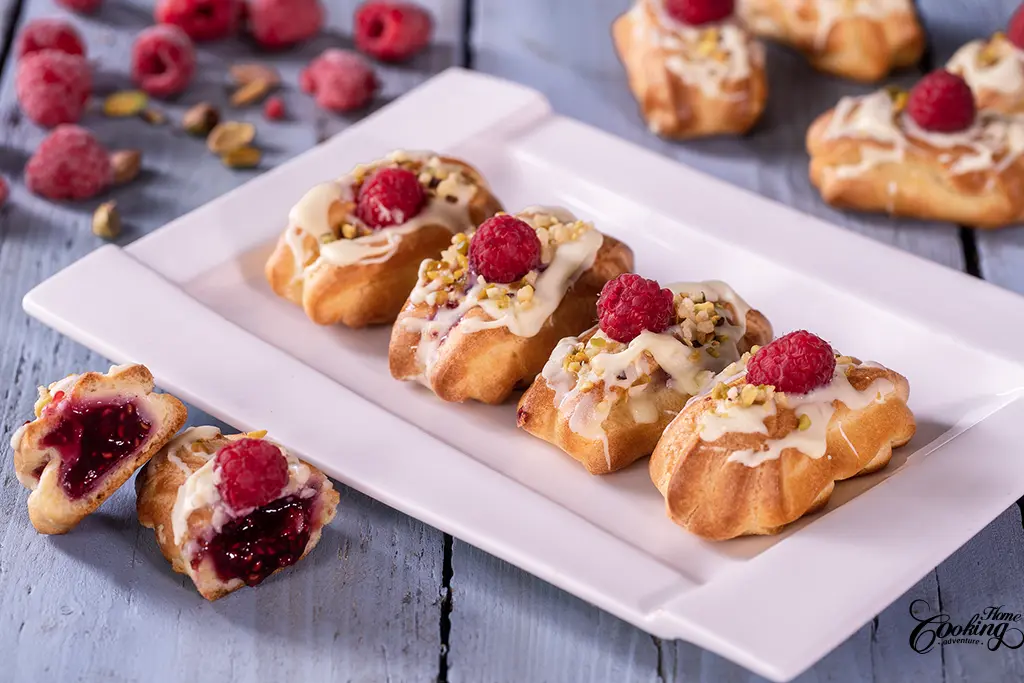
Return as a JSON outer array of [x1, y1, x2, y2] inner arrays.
[[0, 1, 458, 681], [451, 1, 1015, 681]]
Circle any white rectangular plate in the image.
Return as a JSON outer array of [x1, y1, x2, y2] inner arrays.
[[22, 68, 1024, 682]]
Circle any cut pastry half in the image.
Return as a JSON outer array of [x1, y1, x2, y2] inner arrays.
[[518, 277, 772, 474], [12, 364, 187, 535], [738, 0, 925, 82], [136, 427, 340, 601], [389, 208, 634, 404], [650, 331, 915, 540], [265, 150, 503, 327], [613, 0, 768, 139], [807, 71, 1024, 229]]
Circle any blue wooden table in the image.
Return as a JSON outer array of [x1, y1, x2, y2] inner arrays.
[[2, 1, 1024, 681]]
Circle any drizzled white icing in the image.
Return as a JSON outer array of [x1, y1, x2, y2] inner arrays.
[[404, 207, 604, 384], [283, 151, 479, 281], [948, 38, 1024, 97], [739, 0, 912, 50], [169, 428, 316, 546], [824, 90, 1024, 179], [697, 361, 895, 467], [541, 281, 754, 468], [632, 0, 763, 99]]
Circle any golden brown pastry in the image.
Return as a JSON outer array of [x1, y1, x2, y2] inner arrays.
[[11, 364, 187, 535], [650, 331, 915, 540], [518, 278, 772, 474], [807, 73, 1024, 229], [739, 0, 924, 82], [613, 0, 768, 139], [948, 31, 1024, 115], [136, 427, 339, 601], [389, 208, 634, 404], [265, 151, 503, 327]]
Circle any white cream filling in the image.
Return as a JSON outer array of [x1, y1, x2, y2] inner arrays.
[[697, 362, 895, 467]]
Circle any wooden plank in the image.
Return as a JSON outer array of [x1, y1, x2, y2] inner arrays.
[[456, 0, 977, 680], [0, 1, 460, 681]]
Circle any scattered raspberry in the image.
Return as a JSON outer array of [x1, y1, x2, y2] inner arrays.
[[468, 215, 542, 284], [746, 330, 836, 395], [300, 49, 378, 113], [17, 19, 86, 59], [263, 95, 285, 120], [665, 0, 734, 25], [25, 125, 111, 200], [155, 0, 238, 42], [906, 69, 976, 133], [0, 176, 9, 208], [355, 1, 433, 62], [131, 25, 196, 98], [1009, 4, 1024, 50], [248, 0, 323, 49], [215, 438, 290, 512], [16, 51, 91, 128], [597, 274, 675, 344], [57, 0, 103, 13], [356, 167, 424, 229]]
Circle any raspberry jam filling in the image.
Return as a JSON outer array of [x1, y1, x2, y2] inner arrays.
[[196, 494, 317, 586], [40, 399, 153, 499]]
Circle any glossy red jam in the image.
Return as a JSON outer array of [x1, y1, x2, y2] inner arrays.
[[196, 495, 316, 586], [40, 399, 152, 499]]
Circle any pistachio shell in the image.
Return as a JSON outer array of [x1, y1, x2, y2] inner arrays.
[[207, 121, 256, 154]]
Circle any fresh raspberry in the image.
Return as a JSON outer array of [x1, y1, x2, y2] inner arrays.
[[1009, 4, 1024, 50], [746, 330, 836, 395], [356, 167, 425, 229], [354, 1, 433, 62], [300, 49, 378, 113], [17, 19, 86, 59], [597, 274, 675, 343], [57, 0, 103, 13], [215, 438, 290, 512], [155, 0, 238, 42], [665, 0, 734, 25], [264, 95, 285, 120], [0, 176, 9, 208], [906, 69, 976, 133], [16, 51, 91, 128], [25, 125, 111, 200], [468, 215, 542, 284], [131, 25, 196, 98], [248, 0, 323, 49]]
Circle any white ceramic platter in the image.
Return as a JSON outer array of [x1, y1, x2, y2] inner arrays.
[[22, 69, 1024, 682]]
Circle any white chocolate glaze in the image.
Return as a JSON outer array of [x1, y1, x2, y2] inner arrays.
[[169, 428, 318, 546], [697, 360, 895, 467], [403, 207, 603, 384], [824, 90, 1024, 179], [804, 0, 913, 50], [283, 151, 479, 281], [540, 281, 754, 467], [633, 0, 763, 100], [948, 39, 1024, 97]]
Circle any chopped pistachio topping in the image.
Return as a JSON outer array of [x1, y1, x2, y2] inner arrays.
[[798, 414, 812, 431]]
